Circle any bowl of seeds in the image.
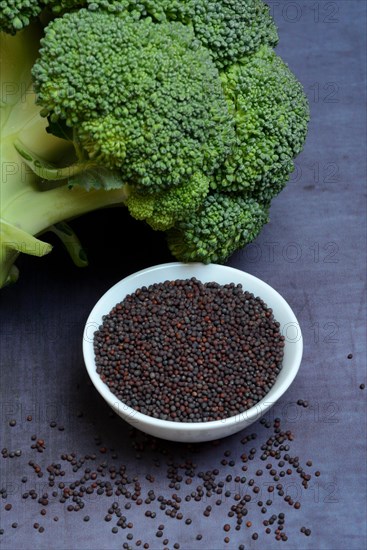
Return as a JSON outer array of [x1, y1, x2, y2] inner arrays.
[[83, 262, 303, 442]]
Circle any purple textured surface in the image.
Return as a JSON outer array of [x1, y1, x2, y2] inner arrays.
[[0, 1, 366, 549]]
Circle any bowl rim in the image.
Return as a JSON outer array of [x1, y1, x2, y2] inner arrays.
[[83, 262, 303, 432]]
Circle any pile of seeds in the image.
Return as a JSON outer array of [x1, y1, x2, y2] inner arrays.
[[94, 278, 285, 421], [0, 413, 318, 547]]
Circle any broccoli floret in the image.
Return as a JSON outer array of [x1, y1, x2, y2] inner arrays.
[[167, 193, 269, 264], [213, 46, 310, 204], [126, 173, 210, 231], [174, 0, 279, 69], [32, 10, 234, 190], [0, 0, 42, 33]]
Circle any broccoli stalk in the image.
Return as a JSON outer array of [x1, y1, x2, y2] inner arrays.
[[0, 25, 128, 286]]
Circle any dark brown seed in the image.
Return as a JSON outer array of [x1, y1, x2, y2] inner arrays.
[[94, 279, 285, 422], [223, 524, 230, 532], [4, 504, 12, 511]]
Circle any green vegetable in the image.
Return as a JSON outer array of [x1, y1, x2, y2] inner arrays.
[[0, 1, 309, 287]]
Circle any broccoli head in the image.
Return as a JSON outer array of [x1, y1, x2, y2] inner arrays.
[[32, 9, 234, 190], [167, 193, 269, 264]]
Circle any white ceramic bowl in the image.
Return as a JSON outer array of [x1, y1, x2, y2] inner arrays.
[[83, 262, 303, 442]]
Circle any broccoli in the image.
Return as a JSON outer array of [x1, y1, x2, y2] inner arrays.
[[0, 1, 309, 287]]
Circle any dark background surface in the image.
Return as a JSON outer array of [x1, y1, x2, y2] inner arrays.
[[0, 1, 366, 549]]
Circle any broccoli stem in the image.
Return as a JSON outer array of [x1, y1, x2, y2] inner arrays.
[[0, 183, 128, 287], [3, 184, 129, 237], [47, 222, 88, 268], [14, 140, 100, 181]]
